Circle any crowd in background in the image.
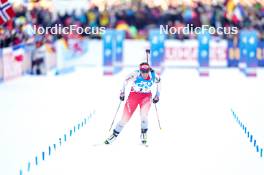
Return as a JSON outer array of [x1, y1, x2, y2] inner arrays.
[[0, 1, 264, 48], [0, 5, 54, 48]]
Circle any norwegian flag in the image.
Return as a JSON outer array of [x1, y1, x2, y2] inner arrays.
[[0, 0, 15, 25]]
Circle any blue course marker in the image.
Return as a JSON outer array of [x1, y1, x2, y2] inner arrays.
[[27, 162, 30, 172], [42, 152, 45, 161], [49, 146, 51, 156], [35, 156, 38, 166], [231, 109, 263, 158], [64, 134, 67, 142], [19, 110, 95, 175], [59, 138, 62, 146]]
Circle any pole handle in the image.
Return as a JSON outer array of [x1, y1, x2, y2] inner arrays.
[[146, 49, 150, 64]]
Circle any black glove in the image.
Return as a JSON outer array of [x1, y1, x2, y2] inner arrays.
[[120, 92, 125, 101], [153, 95, 159, 103]]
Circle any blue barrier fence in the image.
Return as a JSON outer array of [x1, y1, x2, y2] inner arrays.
[[19, 110, 95, 175], [231, 109, 263, 158]]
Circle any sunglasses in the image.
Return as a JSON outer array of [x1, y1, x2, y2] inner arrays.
[[140, 69, 150, 73]]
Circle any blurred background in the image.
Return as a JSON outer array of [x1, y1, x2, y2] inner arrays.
[[1, 0, 264, 77]]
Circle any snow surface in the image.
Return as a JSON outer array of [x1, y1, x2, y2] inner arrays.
[[0, 67, 263, 175]]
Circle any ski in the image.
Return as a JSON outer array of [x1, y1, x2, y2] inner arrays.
[[141, 143, 149, 147]]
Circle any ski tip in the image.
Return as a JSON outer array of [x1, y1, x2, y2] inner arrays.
[[104, 141, 111, 145], [142, 144, 149, 147], [93, 142, 110, 147]]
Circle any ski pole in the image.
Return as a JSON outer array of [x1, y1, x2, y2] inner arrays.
[[146, 49, 150, 63], [154, 103, 162, 130], [108, 100, 122, 132]]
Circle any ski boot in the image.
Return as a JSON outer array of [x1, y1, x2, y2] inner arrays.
[[104, 130, 119, 144], [140, 129, 148, 145]]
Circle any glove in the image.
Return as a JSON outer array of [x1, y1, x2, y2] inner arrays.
[[152, 95, 159, 103], [120, 92, 125, 101]]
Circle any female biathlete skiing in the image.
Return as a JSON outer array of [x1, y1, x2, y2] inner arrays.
[[105, 61, 161, 145]]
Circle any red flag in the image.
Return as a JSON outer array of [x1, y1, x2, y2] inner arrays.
[[0, 0, 15, 25]]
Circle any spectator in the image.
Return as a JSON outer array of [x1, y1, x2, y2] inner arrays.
[[1, 1, 264, 48]]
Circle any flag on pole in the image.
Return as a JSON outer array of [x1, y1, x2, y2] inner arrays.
[[0, 0, 15, 25], [225, 0, 235, 19]]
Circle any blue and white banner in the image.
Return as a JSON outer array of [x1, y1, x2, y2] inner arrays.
[[239, 30, 258, 76], [103, 30, 115, 70], [114, 30, 125, 73], [246, 31, 258, 68], [198, 32, 210, 67], [239, 30, 258, 67], [239, 31, 247, 67], [103, 30, 125, 75], [115, 30, 125, 65], [149, 29, 165, 67]]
